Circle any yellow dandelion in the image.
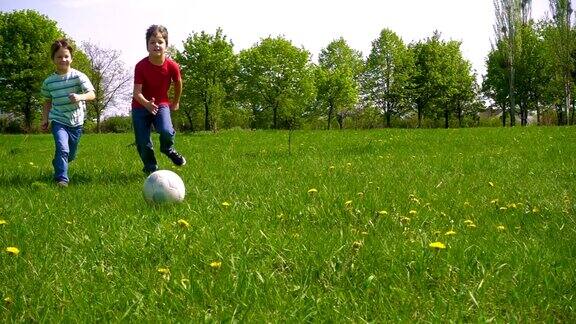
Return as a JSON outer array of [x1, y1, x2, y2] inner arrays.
[[4, 297, 12, 305], [307, 188, 318, 194], [411, 197, 420, 204], [464, 219, 474, 224], [177, 219, 191, 228], [532, 207, 540, 213], [409, 210, 417, 215], [499, 206, 507, 210], [346, 162, 352, 167], [328, 165, 335, 170], [157, 267, 170, 274], [467, 223, 477, 228], [489, 181, 494, 187], [210, 261, 222, 269], [377, 210, 388, 215], [490, 199, 499, 204], [445, 230, 456, 235], [0, 219, 7, 225], [429, 242, 446, 249], [352, 241, 363, 249], [6, 247, 19, 256], [507, 203, 517, 209], [222, 201, 231, 207], [497, 225, 505, 231], [344, 200, 353, 207]]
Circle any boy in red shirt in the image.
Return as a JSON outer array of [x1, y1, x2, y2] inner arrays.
[[132, 24, 186, 174]]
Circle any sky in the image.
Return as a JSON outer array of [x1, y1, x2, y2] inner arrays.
[[1, 0, 550, 79]]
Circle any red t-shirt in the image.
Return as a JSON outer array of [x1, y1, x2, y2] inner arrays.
[[132, 57, 181, 108]]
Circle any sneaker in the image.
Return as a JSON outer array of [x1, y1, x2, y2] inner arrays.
[[167, 150, 186, 166], [56, 181, 68, 187]]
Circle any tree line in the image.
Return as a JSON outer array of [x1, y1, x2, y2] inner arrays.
[[484, 0, 576, 126], [0, 2, 574, 133]]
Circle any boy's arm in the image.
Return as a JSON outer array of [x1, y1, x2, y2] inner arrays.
[[171, 77, 182, 111], [69, 90, 95, 103], [133, 83, 158, 114], [42, 100, 51, 130], [82, 90, 96, 101]]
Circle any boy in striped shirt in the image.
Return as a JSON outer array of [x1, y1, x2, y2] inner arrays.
[[41, 39, 95, 187]]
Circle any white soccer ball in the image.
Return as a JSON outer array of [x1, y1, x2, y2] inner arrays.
[[143, 170, 185, 203]]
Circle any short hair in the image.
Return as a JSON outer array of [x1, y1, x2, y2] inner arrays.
[[51, 39, 74, 60], [146, 25, 169, 46]]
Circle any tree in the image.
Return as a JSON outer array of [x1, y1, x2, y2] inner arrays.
[[82, 42, 132, 132], [483, 42, 511, 126], [238, 36, 315, 129], [514, 23, 549, 125], [546, 0, 575, 125], [363, 29, 413, 127], [0, 10, 63, 131], [315, 38, 363, 129], [492, 0, 536, 126], [411, 32, 476, 128], [175, 28, 237, 131], [448, 47, 477, 128], [494, 0, 524, 126]]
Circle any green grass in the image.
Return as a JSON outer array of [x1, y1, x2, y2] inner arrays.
[[0, 127, 575, 322]]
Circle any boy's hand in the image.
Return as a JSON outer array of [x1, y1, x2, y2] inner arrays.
[[68, 93, 81, 103], [171, 102, 180, 111], [41, 120, 49, 131], [145, 97, 158, 115]]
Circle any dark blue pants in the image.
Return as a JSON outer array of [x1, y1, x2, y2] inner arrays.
[[131, 105, 175, 173], [51, 121, 82, 183]]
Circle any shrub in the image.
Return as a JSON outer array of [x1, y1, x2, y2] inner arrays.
[[99, 116, 133, 133], [0, 114, 24, 133], [220, 106, 251, 130], [82, 119, 97, 133]]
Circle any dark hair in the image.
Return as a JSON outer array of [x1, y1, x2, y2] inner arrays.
[[146, 25, 169, 46], [50, 39, 74, 60]]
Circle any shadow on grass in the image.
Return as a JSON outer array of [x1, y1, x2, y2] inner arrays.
[[0, 171, 144, 188], [71, 171, 145, 186]]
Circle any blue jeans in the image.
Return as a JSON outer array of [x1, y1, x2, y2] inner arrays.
[[131, 105, 176, 173], [51, 121, 83, 183]]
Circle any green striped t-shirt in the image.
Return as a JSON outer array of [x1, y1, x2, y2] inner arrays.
[[41, 68, 94, 127]]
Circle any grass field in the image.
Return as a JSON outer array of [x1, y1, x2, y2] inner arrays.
[[0, 127, 575, 322]]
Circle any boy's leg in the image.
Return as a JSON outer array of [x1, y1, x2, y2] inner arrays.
[[51, 122, 70, 183], [67, 125, 83, 162], [154, 105, 175, 154], [131, 108, 158, 173], [154, 105, 186, 166]]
